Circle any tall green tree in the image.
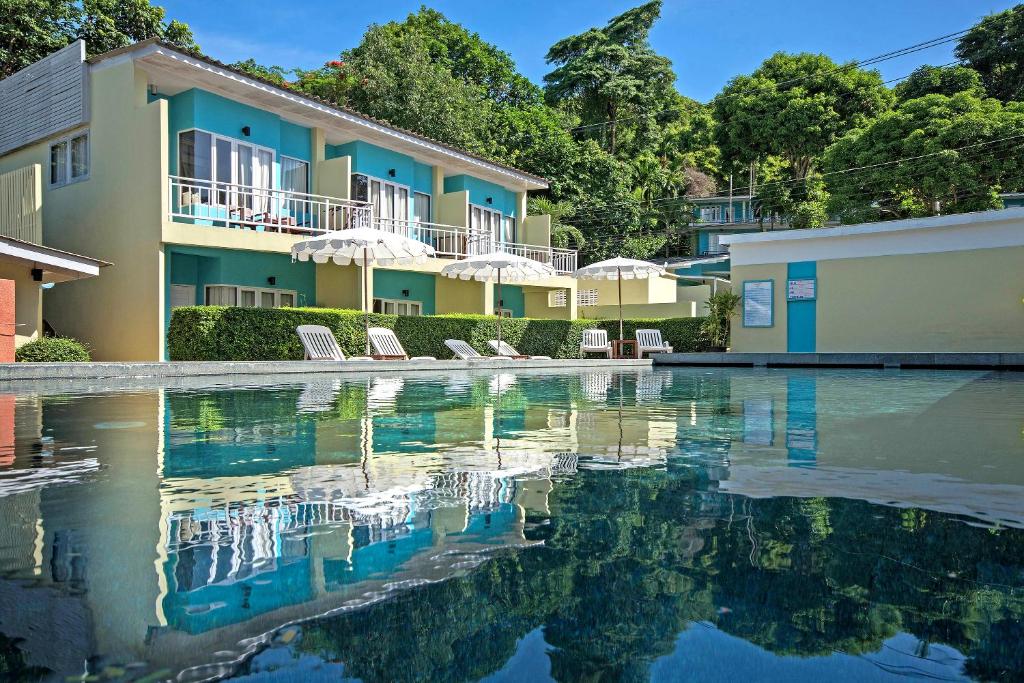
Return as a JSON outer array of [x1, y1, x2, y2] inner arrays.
[[956, 4, 1024, 102], [0, 0, 197, 79], [713, 52, 892, 179], [823, 92, 1024, 222], [893, 64, 984, 102], [543, 0, 675, 155]]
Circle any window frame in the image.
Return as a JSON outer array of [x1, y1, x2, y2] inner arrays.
[[177, 128, 277, 203], [471, 203, 504, 242], [49, 130, 90, 188], [280, 155, 310, 195], [350, 172, 412, 223], [204, 284, 297, 308], [372, 297, 423, 316]]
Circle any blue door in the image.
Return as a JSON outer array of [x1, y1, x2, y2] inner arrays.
[[786, 261, 816, 353]]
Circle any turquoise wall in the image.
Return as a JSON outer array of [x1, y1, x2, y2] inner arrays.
[[372, 270, 437, 315], [166, 88, 312, 188], [786, 261, 817, 353], [496, 284, 524, 317], [165, 246, 316, 355], [328, 140, 433, 202], [696, 226, 760, 254], [444, 175, 517, 218]]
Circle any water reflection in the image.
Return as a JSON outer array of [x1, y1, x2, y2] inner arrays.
[[0, 367, 1020, 681]]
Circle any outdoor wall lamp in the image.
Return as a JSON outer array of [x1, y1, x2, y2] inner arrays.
[[267, 276, 276, 285], [486, 197, 493, 204], [31, 268, 43, 282], [401, 289, 410, 297], [241, 126, 251, 136], [388, 168, 396, 177]]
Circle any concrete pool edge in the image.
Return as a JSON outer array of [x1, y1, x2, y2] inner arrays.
[[0, 357, 653, 381], [653, 352, 1024, 370]]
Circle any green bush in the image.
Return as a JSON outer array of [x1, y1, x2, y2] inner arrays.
[[167, 306, 710, 361], [15, 337, 91, 362]]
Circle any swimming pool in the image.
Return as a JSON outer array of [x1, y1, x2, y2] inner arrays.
[[0, 366, 1022, 681]]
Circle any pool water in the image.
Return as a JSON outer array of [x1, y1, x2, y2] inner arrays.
[[0, 367, 1023, 682]]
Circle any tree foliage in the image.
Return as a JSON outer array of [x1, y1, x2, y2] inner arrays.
[[893, 64, 985, 102], [713, 52, 892, 179], [0, 0, 197, 78], [823, 92, 1024, 222], [955, 4, 1024, 102]]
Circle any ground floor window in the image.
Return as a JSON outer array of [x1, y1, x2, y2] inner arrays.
[[549, 289, 568, 307], [205, 285, 296, 308], [373, 298, 422, 316], [577, 289, 599, 306]]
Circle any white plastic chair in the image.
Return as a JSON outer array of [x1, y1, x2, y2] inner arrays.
[[296, 325, 371, 361], [580, 329, 613, 358], [487, 340, 551, 360], [368, 327, 436, 360], [636, 329, 673, 357]]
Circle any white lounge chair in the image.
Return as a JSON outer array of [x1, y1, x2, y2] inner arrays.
[[296, 325, 371, 361], [368, 327, 436, 360], [487, 340, 551, 360], [580, 329, 613, 358], [636, 329, 674, 357], [445, 339, 514, 360]]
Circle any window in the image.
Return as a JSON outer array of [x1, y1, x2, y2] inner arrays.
[[503, 215, 517, 244], [352, 173, 410, 229], [549, 290, 567, 307], [413, 192, 431, 224], [577, 289, 599, 306], [707, 233, 722, 254], [49, 131, 89, 187], [373, 298, 422, 316], [281, 157, 309, 195], [177, 130, 275, 207], [471, 205, 503, 246], [495, 308, 513, 318], [205, 285, 296, 308], [700, 206, 721, 223]]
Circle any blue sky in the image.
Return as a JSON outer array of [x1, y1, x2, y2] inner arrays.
[[162, 0, 1018, 103]]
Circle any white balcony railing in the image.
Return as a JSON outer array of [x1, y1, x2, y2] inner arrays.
[[169, 175, 372, 234], [168, 176, 577, 274]]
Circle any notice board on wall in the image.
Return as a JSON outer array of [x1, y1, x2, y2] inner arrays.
[[743, 280, 773, 327]]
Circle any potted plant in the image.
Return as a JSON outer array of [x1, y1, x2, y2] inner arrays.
[[701, 291, 742, 352]]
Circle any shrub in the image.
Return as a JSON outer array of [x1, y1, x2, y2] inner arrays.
[[168, 306, 711, 361], [15, 337, 91, 362]]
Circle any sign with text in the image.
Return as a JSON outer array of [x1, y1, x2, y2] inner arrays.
[[787, 278, 817, 301], [743, 280, 773, 327]]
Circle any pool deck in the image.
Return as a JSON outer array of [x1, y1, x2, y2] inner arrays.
[[0, 357, 652, 381], [653, 352, 1024, 370]]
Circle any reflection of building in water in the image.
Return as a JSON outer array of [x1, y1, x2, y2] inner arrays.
[[0, 369, 677, 678]]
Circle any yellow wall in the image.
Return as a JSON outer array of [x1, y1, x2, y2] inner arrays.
[[0, 264, 41, 346], [729, 263, 788, 352], [522, 214, 550, 248], [435, 275, 490, 314], [316, 155, 351, 200], [524, 283, 577, 320], [315, 262, 366, 310], [732, 246, 1024, 353], [438, 190, 469, 228], [0, 62, 167, 360], [816, 246, 1024, 352]]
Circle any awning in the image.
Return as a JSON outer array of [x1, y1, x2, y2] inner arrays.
[[0, 236, 110, 283]]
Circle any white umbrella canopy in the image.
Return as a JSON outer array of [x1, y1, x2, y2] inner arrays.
[[292, 228, 436, 354], [291, 227, 435, 266], [441, 251, 556, 348], [574, 257, 666, 342]]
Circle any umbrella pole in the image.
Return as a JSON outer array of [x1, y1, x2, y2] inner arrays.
[[497, 268, 503, 350], [617, 266, 624, 341], [363, 245, 370, 356]]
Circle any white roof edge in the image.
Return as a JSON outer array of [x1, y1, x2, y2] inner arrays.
[[721, 207, 1024, 246], [119, 43, 548, 191], [0, 237, 105, 277]]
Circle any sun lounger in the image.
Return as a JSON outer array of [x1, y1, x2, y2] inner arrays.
[[580, 329, 613, 358], [296, 325, 371, 361], [636, 329, 674, 356], [368, 327, 436, 360], [487, 340, 551, 360]]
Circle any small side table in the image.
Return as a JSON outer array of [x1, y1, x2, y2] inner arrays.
[[611, 339, 638, 359]]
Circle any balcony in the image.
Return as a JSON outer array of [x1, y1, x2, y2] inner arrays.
[[168, 176, 577, 274]]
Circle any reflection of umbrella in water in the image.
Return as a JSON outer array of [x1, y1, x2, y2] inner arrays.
[[490, 373, 517, 470]]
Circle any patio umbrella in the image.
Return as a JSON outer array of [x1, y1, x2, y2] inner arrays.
[[574, 257, 666, 341], [441, 251, 555, 351], [292, 227, 435, 355]]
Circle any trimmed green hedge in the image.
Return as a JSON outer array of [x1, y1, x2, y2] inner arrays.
[[16, 337, 91, 362], [168, 306, 710, 361]]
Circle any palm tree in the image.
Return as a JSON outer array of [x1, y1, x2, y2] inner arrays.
[[528, 197, 585, 249]]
